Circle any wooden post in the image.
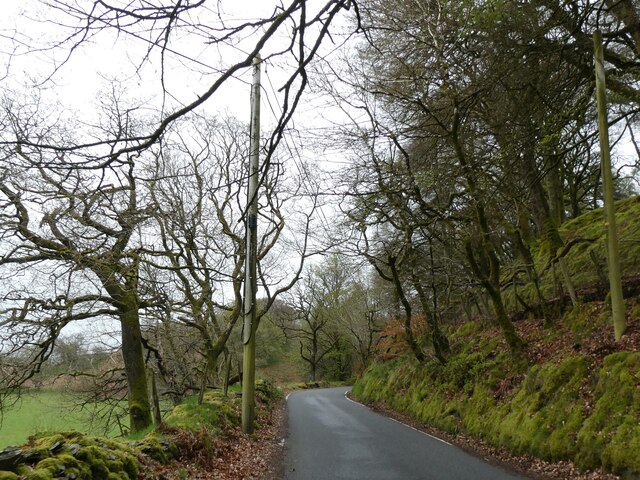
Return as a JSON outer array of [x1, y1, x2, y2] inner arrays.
[[149, 370, 162, 426], [593, 30, 626, 340], [242, 54, 261, 434], [223, 350, 232, 397]]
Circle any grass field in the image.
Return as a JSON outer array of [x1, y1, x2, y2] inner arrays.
[[0, 390, 125, 449]]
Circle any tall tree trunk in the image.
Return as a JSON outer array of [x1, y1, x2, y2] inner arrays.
[[513, 213, 551, 325], [465, 239, 524, 353], [310, 331, 319, 382], [389, 257, 426, 362], [196, 308, 242, 402], [310, 349, 317, 382], [149, 370, 162, 426], [120, 301, 152, 433], [97, 264, 153, 434], [223, 350, 232, 397], [547, 155, 565, 225], [523, 147, 579, 307], [594, 30, 626, 340], [411, 271, 448, 364], [451, 114, 524, 353]]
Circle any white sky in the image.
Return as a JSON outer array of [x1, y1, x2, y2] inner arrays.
[[0, 1, 355, 136]]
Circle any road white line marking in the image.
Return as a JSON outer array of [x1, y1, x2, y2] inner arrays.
[[343, 391, 363, 407], [388, 418, 452, 445], [286, 392, 292, 401], [343, 391, 452, 446]]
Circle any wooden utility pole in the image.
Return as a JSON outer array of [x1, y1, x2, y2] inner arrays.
[[593, 30, 626, 341], [242, 54, 261, 434]]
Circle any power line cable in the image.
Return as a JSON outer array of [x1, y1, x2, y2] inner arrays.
[[262, 59, 334, 232]]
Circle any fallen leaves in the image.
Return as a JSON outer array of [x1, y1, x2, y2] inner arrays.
[[139, 399, 286, 480]]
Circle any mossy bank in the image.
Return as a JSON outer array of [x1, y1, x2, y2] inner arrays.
[[353, 321, 640, 478]]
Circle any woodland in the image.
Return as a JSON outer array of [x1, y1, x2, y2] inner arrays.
[[1, 0, 640, 478]]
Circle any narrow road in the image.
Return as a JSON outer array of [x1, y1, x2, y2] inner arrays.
[[284, 387, 529, 480]]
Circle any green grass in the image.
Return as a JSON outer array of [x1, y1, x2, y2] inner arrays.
[[0, 390, 124, 449]]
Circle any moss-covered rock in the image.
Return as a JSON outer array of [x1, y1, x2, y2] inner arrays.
[[74, 443, 138, 480], [6, 432, 141, 480], [33, 457, 67, 477], [133, 433, 177, 464], [164, 390, 240, 433], [1, 385, 277, 479], [23, 469, 53, 480]]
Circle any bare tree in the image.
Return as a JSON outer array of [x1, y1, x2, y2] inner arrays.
[[0, 94, 157, 431], [276, 260, 342, 382], [333, 271, 384, 372], [1, 1, 360, 167], [143, 113, 321, 396], [0, 0, 358, 431]]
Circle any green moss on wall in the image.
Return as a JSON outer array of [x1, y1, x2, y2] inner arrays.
[[3, 432, 141, 480], [23, 470, 53, 480], [1, 384, 275, 479], [491, 356, 588, 460]]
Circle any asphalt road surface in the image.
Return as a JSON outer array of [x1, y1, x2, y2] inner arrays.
[[284, 387, 529, 480]]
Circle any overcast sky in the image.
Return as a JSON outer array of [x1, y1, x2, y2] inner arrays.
[[0, 1, 355, 140]]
